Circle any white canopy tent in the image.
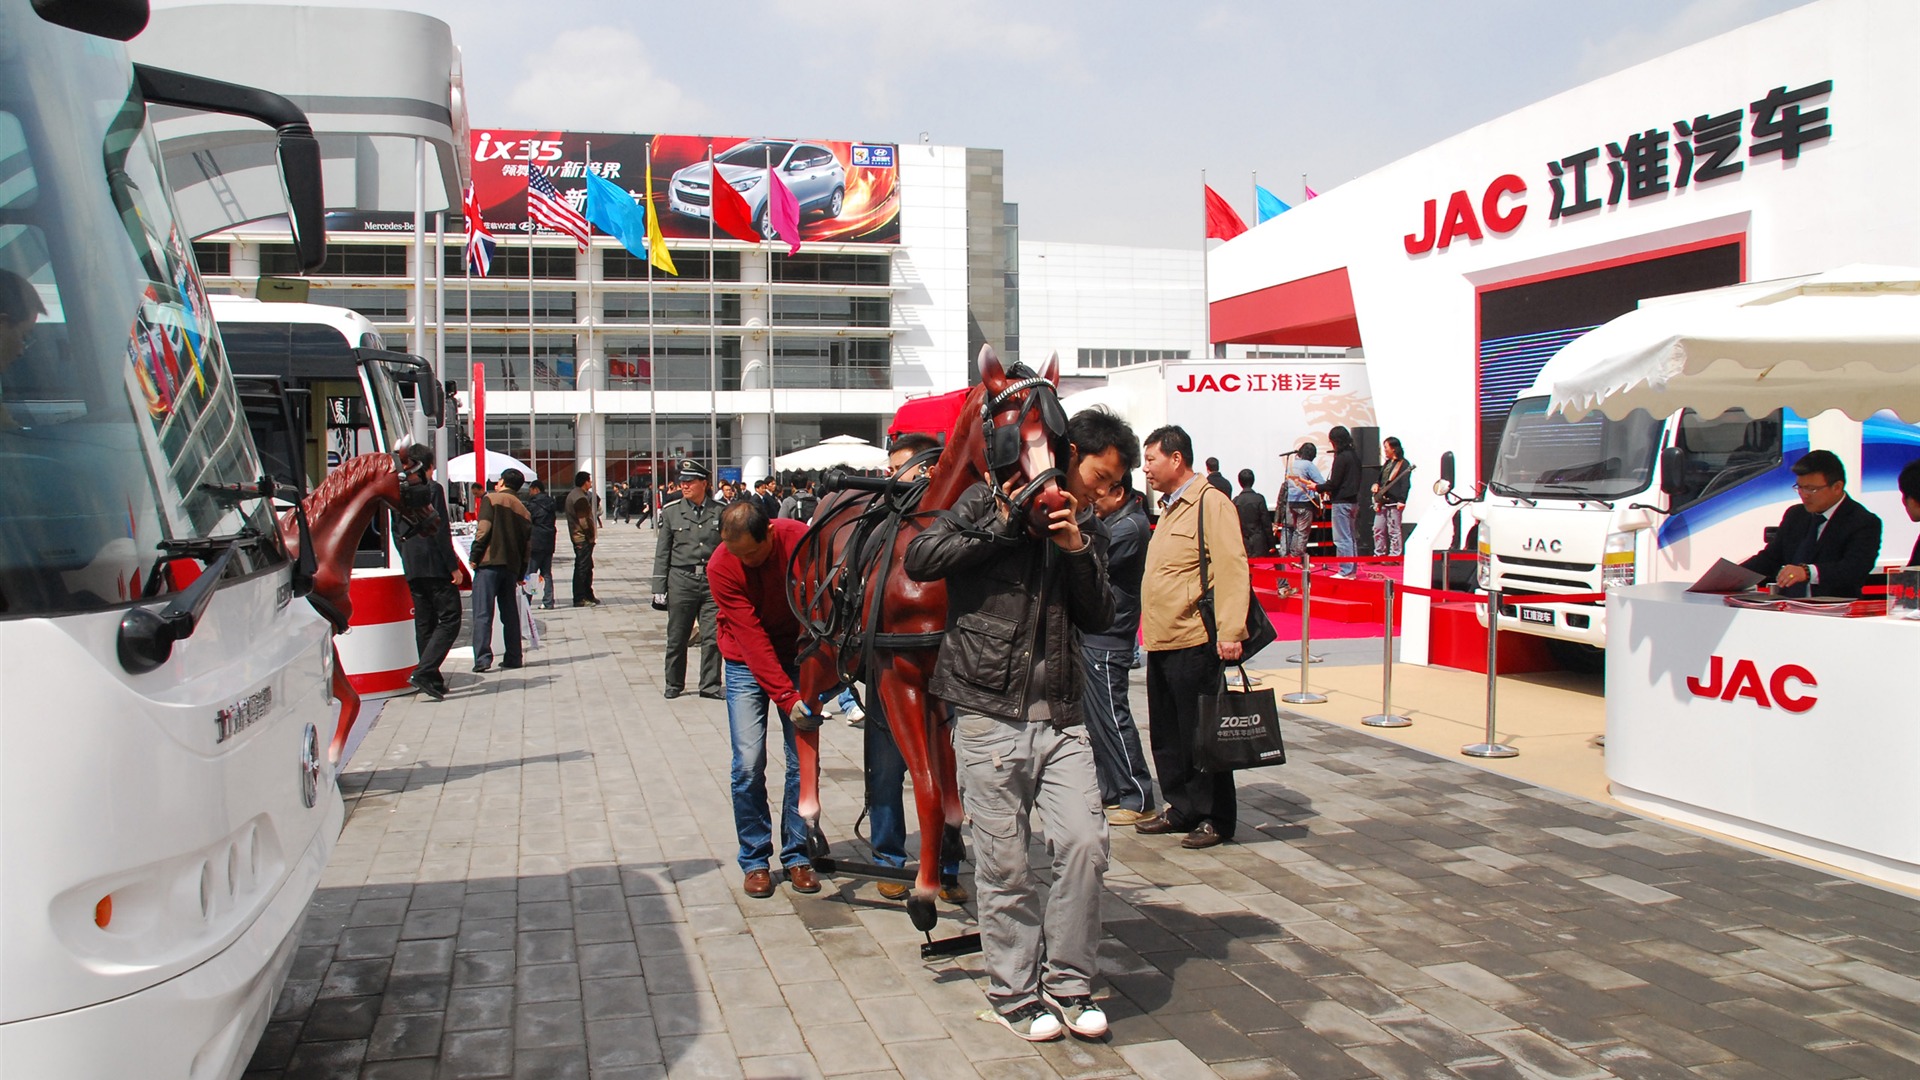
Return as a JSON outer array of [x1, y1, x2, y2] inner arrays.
[[775, 435, 890, 472], [445, 452, 535, 484], [1548, 265, 1920, 422]]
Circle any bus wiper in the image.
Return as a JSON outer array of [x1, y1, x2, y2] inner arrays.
[[1530, 482, 1615, 508], [1486, 481, 1535, 506], [119, 538, 241, 673]]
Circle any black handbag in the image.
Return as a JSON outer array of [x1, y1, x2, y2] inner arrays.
[[1196, 488, 1279, 657], [1194, 665, 1287, 771]]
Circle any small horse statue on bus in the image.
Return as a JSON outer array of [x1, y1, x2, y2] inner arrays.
[[786, 346, 1074, 932]]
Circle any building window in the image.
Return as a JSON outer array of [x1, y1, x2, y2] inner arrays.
[[602, 335, 743, 391], [772, 337, 890, 390], [307, 288, 409, 321], [445, 291, 578, 323], [602, 292, 742, 326], [262, 243, 408, 277], [478, 418, 576, 488], [1075, 348, 1190, 369], [603, 248, 740, 282], [605, 418, 734, 486], [193, 241, 230, 276], [770, 252, 889, 284], [445, 333, 578, 390], [442, 245, 577, 280], [769, 295, 888, 327]]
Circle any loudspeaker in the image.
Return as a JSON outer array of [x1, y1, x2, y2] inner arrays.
[[1354, 426, 1381, 470]]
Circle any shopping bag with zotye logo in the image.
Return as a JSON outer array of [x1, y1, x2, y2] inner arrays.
[[1194, 665, 1286, 772]]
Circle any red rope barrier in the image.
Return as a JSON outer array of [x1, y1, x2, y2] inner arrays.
[[1389, 583, 1609, 606]]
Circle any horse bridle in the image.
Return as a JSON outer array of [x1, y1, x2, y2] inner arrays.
[[981, 368, 1069, 518]]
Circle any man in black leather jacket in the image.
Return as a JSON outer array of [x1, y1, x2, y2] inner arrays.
[[903, 407, 1132, 1043], [522, 480, 558, 609]]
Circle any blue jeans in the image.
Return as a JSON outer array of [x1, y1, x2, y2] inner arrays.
[[1331, 503, 1359, 575], [724, 660, 809, 874], [866, 692, 960, 874]]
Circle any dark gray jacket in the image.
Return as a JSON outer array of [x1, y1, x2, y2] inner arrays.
[[1086, 497, 1147, 652], [904, 481, 1113, 724]]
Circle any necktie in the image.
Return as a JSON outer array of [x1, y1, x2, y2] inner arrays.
[[1793, 512, 1824, 565], [1158, 493, 1173, 511]]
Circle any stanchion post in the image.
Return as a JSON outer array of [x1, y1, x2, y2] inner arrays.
[[1362, 577, 1410, 727], [1462, 588, 1518, 758], [1288, 550, 1324, 665]]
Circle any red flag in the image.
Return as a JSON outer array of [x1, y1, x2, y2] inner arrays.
[[1204, 184, 1248, 241], [711, 164, 761, 243]]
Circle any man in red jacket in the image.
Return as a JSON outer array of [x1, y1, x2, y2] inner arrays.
[[708, 499, 821, 900]]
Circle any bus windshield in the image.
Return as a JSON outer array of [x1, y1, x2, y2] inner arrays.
[[0, 21, 274, 617], [1490, 396, 1664, 500]]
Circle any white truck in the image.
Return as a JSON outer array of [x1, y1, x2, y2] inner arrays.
[[1459, 327, 1920, 668]]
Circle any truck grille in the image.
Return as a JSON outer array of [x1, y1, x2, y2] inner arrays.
[[1500, 554, 1595, 572]]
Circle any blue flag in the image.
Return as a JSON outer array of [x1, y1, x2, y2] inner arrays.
[[584, 170, 649, 260], [1256, 184, 1291, 224]]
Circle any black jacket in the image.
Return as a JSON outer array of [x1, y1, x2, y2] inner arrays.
[[399, 484, 458, 582], [1087, 497, 1147, 651], [1326, 446, 1361, 504], [904, 482, 1113, 724], [1377, 458, 1413, 505], [1205, 471, 1232, 497], [1740, 495, 1883, 598], [523, 491, 558, 555], [1232, 490, 1273, 556]]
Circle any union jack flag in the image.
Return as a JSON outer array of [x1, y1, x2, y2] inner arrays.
[[462, 182, 495, 276], [527, 166, 589, 251]]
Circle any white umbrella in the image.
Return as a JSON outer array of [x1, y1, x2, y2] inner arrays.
[[776, 434, 890, 472], [1549, 264, 1920, 422], [444, 451, 536, 484]]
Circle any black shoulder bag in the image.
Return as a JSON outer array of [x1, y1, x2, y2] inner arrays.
[[1196, 488, 1279, 657]]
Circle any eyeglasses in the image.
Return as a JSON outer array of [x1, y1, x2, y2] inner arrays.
[[1792, 480, 1837, 494]]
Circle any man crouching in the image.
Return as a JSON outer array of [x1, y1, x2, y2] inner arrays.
[[904, 407, 1137, 1042]]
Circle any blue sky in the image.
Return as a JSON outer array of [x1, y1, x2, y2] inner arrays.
[[154, 0, 1817, 247]]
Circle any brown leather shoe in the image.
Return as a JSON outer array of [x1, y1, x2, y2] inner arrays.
[[939, 882, 970, 905], [876, 880, 909, 901], [1181, 821, 1226, 849], [742, 868, 774, 898], [1133, 812, 1182, 835], [786, 864, 821, 894]]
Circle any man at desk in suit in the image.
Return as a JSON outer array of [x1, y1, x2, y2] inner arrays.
[[1740, 450, 1882, 597]]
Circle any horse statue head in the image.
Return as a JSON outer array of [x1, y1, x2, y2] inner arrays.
[[279, 448, 434, 631], [971, 346, 1071, 538]]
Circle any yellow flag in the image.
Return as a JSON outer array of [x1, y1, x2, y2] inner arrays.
[[644, 160, 678, 277]]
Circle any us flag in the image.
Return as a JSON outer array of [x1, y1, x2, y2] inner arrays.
[[527, 167, 590, 251], [462, 182, 495, 275]]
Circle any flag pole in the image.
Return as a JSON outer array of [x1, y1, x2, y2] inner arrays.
[[706, 141, 718, 480], [1201, 168, 1211, 360], [463, 200, 472, 499], [1252, 169, 1258, 227], [646, 139, 658, 507], [764, 145, 777, 481], [583, 141, 595, 481]]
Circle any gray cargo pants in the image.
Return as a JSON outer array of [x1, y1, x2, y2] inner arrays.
[[953, 710, 1110, 1011]]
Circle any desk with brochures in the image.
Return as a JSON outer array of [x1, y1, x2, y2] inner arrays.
[[1605, 582, 1920, 889]]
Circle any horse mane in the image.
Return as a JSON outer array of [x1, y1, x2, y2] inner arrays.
[[921, 384, 989, 513], [303, 451, 397, 526]]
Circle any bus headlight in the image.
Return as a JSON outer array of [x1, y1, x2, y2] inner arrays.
[[1477, 524, 1492, 589], [1603, 531, 1637, 590]]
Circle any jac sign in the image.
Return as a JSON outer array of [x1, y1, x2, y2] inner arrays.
[[1685, 655, 1817, 713], [1405, 79, 1833, 257]]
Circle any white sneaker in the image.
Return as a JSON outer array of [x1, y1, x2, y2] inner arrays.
[[981, 1002, 1063, 1042], [842, 703, 866, 725], [1042, 991, 1108, 1038]]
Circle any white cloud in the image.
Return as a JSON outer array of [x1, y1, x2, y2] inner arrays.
[[504, 28, 708, 133]]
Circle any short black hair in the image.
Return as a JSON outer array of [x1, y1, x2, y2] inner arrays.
[[1901, 459, 1920, 503], [1206, 457, 1221, 472], [1068, 408, 1141, 471], [720, 498, 770, 542], [500, 468, 525, 491], [529, 479, 545, 492], [574, 470, 591, 487], [890, 431, 942, 458], [1297, 441, 1318, 461], [0, 268, 45, 323], [1793, 449, 1845, 486], [404, 442, 436, 468], [1143, 424, 1193, 470], [1237, 468, 1255, 489]]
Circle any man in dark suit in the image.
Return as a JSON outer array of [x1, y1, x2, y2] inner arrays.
[[1740, 450, 1882, 597], [1899, 459, 1920, 567]]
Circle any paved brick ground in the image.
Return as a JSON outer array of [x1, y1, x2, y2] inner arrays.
[[246, 525, 1920, 1079]]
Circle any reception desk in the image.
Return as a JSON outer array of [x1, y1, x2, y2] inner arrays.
[[1606, 582, 1920, 889]]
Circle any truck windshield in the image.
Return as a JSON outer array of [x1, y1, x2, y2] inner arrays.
[[0, 21, 274, 617], [1490, 396, 1663, 500]]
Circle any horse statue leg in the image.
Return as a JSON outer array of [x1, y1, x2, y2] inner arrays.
[[876, 653, 952, 933], [928, 701, 966, 883], [791, 649, 839, 863]]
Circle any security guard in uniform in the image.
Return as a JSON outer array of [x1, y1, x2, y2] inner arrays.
[[652, 460, 724, 699]]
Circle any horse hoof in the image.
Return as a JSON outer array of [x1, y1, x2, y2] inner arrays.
[[805, 824, 832, 862], [941, 824, 966, 866], [906, 896, 938, 932]]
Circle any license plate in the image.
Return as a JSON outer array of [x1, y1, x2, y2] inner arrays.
[[1519, 606, 1554, 625]]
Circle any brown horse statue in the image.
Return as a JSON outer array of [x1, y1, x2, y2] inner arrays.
[[787, 346, 1071, 932], [278, 449, 428, 759]]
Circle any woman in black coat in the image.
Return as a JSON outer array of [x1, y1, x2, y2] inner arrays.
[[1232, 468, 1274, 557]]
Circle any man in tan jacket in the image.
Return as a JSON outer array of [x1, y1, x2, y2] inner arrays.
[[1136, 425, 1249, 849]]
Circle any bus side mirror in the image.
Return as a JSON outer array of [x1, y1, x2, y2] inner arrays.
[[1660, 447, 1688, 496], [1433, 450, 1455, 496]]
